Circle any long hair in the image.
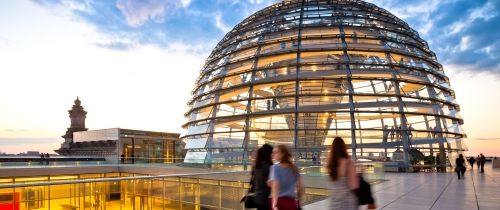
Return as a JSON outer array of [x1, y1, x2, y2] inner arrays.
[[276, 144, 298, 175], [255, 144, 273, 169], [327, 137, 349, 181]]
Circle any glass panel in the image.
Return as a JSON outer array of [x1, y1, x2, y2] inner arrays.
[[258, 53, 297, 68]]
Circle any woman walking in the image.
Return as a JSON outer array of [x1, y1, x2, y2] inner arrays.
[[252, 144, 274, 210], [269, 145, 304, 210], [327, 137, 359, 210], [455, 154, 466, 180]]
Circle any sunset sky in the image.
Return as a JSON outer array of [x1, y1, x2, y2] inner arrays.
[[0, 0, 499, 156]]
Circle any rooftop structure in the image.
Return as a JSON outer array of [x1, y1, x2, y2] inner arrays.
[[54, 98, 182, 163], [182, 0, 466, 166], [57, 97, 88, 152], [56, 128, 182, 163]]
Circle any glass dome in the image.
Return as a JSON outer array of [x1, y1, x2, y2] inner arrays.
[[182, 0, 466, 165]]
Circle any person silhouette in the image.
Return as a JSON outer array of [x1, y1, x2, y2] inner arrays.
[[479, 154, 486, 173], [45, 153, 50, 165], [382, 125, 389, 144], [408, 124, 414, 139], [468, 156, 476, 170], [389, 126, 395, 142], [455, 154, 466, 180]]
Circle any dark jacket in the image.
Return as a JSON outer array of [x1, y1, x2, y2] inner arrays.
[[480, 156, 486, 164], [456, 157, 465, 168], [468, 157, 476, 165], [253, 162, 271, 205]]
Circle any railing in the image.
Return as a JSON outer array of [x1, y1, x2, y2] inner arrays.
[[0, 156, 107, 167], [0, 172, 328, 210], [298, 161, 385, 182]]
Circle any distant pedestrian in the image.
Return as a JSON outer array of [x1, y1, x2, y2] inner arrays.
[[272, 99, 278, 110], [382, 125, 389, 144], [479, 154, 486, 173], [269, 145, 304, 210], [468, 156, 476, 169], [45, 153, 50, 165], [120, 154, 125, 164], [39, 153, 45, 165], [396, 126, 401, 141], [436, 153, 443, 172], [252, 144, 273, 210], [327, 137, 359, 210], [389, 126, 395, 142], [455, 154, 466, 180]]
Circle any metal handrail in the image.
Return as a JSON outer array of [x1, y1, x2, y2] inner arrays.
[[0, 171, 243, 189]]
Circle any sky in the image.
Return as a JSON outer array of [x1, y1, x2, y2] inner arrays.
[[0, 0, 499, 156]]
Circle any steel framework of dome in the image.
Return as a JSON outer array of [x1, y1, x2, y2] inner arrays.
[[182, 0, 466, 166]]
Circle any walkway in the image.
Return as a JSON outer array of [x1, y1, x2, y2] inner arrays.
[[304, 164, 500, 210]]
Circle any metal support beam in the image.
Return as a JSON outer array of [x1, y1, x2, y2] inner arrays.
[[392, 72, 411, 167]]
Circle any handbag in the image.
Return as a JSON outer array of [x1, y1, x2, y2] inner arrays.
[[240, 193, 257, 208], [354, 174, 375, 206], [240, 172, 257, 208]]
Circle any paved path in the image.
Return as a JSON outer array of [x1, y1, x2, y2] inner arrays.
[[304, 164, 500, 210]]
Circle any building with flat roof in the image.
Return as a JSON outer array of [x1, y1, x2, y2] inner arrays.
[[55, 98, 182, 163], [71, 128, 181, 163]]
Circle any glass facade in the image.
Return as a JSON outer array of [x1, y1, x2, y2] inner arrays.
[[73, 128, 181, 163], [183, 0, 466, 165], [0, 173, 327, 210]]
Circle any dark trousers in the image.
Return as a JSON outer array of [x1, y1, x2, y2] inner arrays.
[[456, 167, 465, 179], [480, 163, 485, 173]]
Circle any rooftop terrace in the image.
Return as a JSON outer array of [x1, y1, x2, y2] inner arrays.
[[304, 163, 500, 210], [0, 162, 498, 209]]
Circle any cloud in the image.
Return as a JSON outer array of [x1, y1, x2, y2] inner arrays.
[[458, 36, 471, 51], [29, 0, 282, 53], [115, 0, 187, 27], [31, 0, 500, 74], [368, 0, 500, 74], [214, 12, 231, 33]]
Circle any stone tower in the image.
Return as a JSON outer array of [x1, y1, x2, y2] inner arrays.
[[60, 97, 88, 149]]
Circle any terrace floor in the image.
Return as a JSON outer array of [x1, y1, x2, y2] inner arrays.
[[304, 163, 500, 210]]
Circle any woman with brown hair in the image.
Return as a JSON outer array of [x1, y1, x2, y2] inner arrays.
[[327, 137, 359, 210], [268, 144, 304, 210], [253, 144, 274, 210]]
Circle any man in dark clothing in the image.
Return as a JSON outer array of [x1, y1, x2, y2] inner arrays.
[[45, 153, 50, 165], [455, 154, 466, 180], [468, 156, 476, 169], [480, 154, 486, 173], [39, 153, 45, 165]]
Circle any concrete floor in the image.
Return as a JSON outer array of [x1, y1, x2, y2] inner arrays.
[[304, 163, 500, 210]]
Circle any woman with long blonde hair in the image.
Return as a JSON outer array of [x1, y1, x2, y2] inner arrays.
[[268, 145, 304, 210]]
